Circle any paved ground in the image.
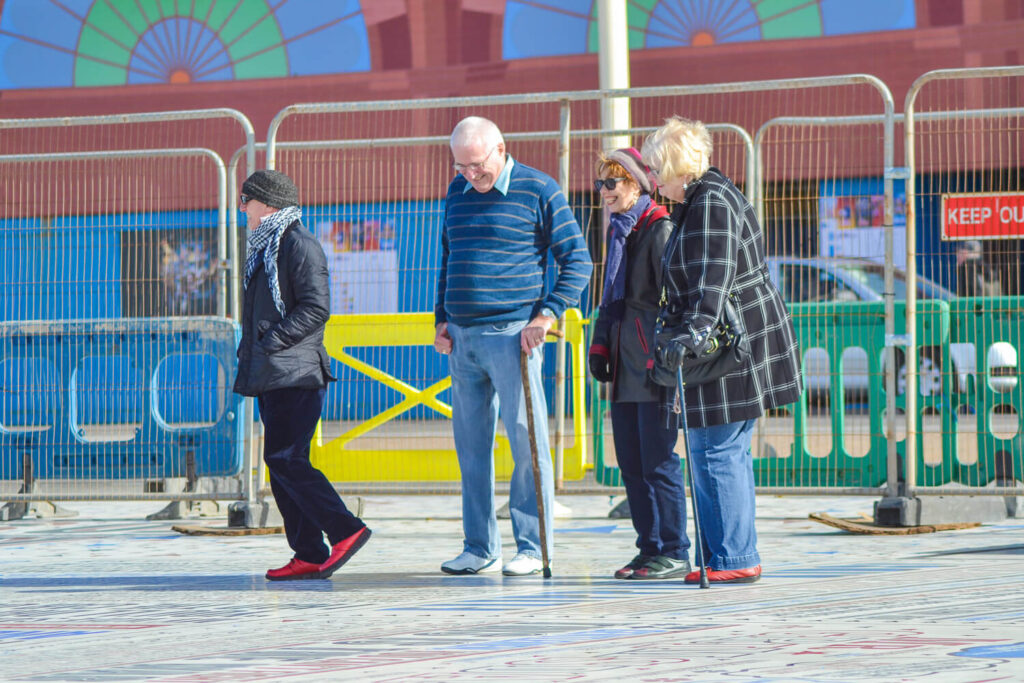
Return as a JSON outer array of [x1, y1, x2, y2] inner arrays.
[[3, 492, 1024, 682]]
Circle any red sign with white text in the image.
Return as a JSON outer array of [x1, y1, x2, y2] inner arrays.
[[942, 193, 1024, 239]]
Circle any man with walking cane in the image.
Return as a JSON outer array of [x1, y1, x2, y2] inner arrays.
[[433, 116, 592, 577]]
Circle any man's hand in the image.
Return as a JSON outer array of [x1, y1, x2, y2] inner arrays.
[[434, 322, 453, 355], [522, 312, 556, 352]]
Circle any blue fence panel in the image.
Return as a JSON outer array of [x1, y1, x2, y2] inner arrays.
[[0, 317, 244, 480]]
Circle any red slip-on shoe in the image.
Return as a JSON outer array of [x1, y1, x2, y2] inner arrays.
[[319, 526, 372, 578], [266, 557, 323, 581], [685, 565, 761, 584]]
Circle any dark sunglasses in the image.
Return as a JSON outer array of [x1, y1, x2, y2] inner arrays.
[[239, 193, 251, 205], [593, 177, 627, 191]]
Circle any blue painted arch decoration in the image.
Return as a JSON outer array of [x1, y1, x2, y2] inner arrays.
[[502, 0, 917, 59], [0, 0, 371, 89]]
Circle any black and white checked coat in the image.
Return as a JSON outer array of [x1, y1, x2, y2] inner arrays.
[[660, 167, 802, 428]]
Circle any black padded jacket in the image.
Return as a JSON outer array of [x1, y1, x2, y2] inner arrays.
[[233, 219, 335, 397], [590, 203, 673, 403]]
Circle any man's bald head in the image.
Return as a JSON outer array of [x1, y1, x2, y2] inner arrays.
[[450, 116, 507, 194], [450, 116, 504, 150]]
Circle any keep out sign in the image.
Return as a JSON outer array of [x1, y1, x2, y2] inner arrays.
[[942, 192, 1024, 239]]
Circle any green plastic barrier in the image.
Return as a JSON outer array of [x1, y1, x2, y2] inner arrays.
[[589, 297, 1024, 490], [588, 310, 623, 487], [777, 299, 957, 488], [765, 301, 890, 488], [945, 296, 1024, 486]]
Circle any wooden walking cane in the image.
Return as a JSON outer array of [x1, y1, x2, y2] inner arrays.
[[520, 328, 563, 579]]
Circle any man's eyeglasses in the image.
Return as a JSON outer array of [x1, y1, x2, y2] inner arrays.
[[593, 177, 627, 192], [239, 193, 251, 206], [453, 145, 497, 175]]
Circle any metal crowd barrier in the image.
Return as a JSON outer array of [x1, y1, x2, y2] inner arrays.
[[308, 310, 587, 485], [0, 317, 245, 501]]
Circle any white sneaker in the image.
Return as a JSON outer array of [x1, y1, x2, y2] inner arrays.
[[502, 552, 545, 576], [441, 551, 501, 575]]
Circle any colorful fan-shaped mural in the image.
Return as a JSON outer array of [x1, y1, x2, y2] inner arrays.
[[0, 0, 370, 89], [503, 0, 916, 59]]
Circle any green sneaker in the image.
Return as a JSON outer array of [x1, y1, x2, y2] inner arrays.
[[614, 554, 652, 580]]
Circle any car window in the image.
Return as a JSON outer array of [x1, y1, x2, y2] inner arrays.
[[846, 263, 952, 300], [778, 264, 857, 303]]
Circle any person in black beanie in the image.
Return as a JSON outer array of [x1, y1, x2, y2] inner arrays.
[[234, 169, 370, 580]]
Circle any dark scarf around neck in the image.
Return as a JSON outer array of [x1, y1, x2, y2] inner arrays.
[[600, 193, 653, 318]]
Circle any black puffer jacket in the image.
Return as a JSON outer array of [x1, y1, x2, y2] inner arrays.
[[590, 203, 672, 403], [234, 219, 335, 397]]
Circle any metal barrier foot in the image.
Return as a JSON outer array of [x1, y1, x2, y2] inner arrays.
[[146, 499, 223, 521], [228, 500, 285, 528], [144, 475, 240, 521], [0, 500, 78, 521], [608, 496, 631, 519], [875, 494, 1011, 526]]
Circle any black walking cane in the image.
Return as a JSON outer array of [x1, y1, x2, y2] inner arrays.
[[676, 365, 710, 589], [520, 329, 562, 579]]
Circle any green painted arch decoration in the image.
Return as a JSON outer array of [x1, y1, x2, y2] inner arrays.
[[0, 0, 370, 89], [503, 0, 916, 59]]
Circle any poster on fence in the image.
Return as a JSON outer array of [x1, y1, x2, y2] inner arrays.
[[122, 228, 219, 317], [818, 179, 907, 267], [317, 219, 398, 314]]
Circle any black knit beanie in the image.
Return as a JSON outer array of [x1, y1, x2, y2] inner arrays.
[[242, 170, 299, 209]]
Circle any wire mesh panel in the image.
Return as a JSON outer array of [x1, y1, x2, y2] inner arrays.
[[266, 76, 896, 493], [756, 112, 899, 492], [906, 67, 1024, 495], [266, 110, 585, 493], [741, 77, 901, 493], [0, 150, 244, 504], [0, 110, 254, 510], [617, 77, 896, 493], [0, 109, 256, 319]]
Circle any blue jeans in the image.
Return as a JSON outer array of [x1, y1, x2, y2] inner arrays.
[[611, 401, 688, 560], [686, 418, 760, 570], [447, 320, 554, 561]]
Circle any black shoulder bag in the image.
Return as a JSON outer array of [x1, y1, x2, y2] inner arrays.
[[649, 292, 751, 387]]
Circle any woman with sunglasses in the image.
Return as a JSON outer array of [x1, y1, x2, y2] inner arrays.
[[642, 117, 802, 584], [588, 148, 692, 580]]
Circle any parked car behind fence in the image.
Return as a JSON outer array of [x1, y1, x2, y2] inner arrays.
[[766, 257, 1017, 398]]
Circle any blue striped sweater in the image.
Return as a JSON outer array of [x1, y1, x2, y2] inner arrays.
[[435, 160, 592, 327]]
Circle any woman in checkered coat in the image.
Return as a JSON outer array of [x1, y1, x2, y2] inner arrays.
[[641, 117, 803, 584]]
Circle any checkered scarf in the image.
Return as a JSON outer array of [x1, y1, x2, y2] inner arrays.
[[244, 205, 301, 318]]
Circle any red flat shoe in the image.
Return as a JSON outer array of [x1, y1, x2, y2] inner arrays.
[[319, 526, 372, 578], [266, 557, 322, 581], [685, 565, 761, 584]]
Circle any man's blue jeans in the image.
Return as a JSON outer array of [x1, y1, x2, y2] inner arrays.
[[447, 320, 554, 561], [686, 418, 760, 570]]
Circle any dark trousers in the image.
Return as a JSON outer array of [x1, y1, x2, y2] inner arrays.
[[611, 401, 689, 560], [259, 387, 364, 564]]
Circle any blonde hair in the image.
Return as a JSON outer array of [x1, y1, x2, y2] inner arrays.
[[641, 117, 712, 183]]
